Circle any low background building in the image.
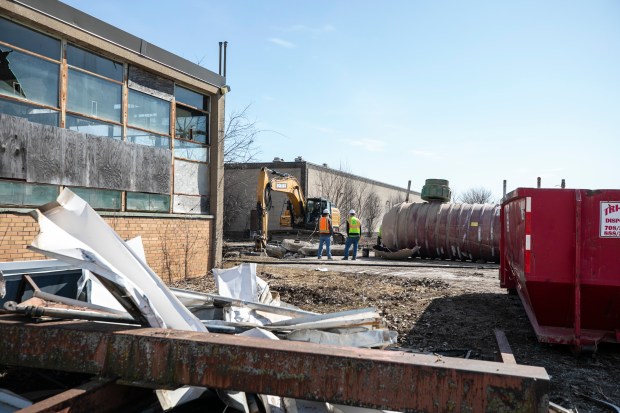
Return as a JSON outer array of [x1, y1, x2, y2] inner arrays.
[[224, 158, 421, 239], [0, 0, 226, 280]]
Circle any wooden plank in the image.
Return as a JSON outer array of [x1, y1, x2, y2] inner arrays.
[[93, 136, 131, 190], [2, 114, 171, 193], [61, 129, 88, 186], [0, 114, 27, 179], [130, 144, 171, 194], [495, 328, 517, 364], [26, 122, 63, 185]]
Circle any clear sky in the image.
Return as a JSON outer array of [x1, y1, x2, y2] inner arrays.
[[61, 0, 620, 201]]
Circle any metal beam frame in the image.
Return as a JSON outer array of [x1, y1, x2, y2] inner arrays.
[[0, 315, 549, 412], [17, 378, 153, 413]]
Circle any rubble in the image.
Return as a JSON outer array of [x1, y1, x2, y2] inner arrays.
[[248, 237, 423, 261], [0, 190, 555, 412]]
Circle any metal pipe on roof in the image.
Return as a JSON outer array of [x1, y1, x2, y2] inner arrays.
[[219, 42, 223, 75], [223, 41, 228, 77]]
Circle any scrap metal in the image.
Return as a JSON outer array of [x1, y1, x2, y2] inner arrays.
[[0, 315, 550, 413]]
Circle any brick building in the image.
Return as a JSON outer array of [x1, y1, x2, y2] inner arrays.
[[0, 0, 227, 279]]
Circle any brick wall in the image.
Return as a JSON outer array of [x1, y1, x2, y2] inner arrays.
[[0, 213, 213, 282]]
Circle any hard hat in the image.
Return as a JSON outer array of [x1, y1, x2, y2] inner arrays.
[[322, 209, 329, 214], [349, 209, 356, 214]]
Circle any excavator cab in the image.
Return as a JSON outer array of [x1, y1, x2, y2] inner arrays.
[[305, 198, 340, 232]]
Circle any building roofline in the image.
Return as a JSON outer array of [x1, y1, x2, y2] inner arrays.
[[224, 161, 421, 195], [13, 0, 226, 88]]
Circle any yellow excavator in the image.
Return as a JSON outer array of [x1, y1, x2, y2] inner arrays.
[[255, 167, 342, 251]]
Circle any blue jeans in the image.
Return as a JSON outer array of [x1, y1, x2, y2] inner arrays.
[[317, 234, 332, 258], [344, 236, 360, 259]]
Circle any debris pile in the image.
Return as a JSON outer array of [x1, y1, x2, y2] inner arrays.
[[229, 237, 420, 261], [0, 189, 398, 412]]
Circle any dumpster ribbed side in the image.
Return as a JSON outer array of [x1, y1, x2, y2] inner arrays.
[[381, 202, 500, 263]]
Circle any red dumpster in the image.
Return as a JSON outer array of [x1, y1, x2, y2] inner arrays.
[[500, 188, 620, 350]]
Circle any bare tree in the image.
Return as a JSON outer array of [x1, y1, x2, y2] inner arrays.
[[223, 105, 261, 164], [456, 187, 495, 204], [362, 192, 382, 236], [221, 105, 262, 236]]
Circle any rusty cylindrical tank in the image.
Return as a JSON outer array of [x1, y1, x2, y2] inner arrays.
[[381, 184, 500, 262]]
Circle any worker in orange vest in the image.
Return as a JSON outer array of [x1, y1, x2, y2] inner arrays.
[[317, 208, 334, 259]]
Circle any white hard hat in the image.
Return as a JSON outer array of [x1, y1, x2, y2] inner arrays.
[[349, 209, 356, 214], [322, 209, 329, 214]]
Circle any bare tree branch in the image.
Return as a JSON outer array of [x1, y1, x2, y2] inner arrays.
[[223, 105, 262, 164], [456, 187, 495, 204]]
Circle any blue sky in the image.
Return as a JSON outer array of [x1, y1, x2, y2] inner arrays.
[[62, 0, 620, 201]]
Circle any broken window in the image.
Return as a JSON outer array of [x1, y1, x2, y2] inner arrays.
[[128, 89, 171, 135], [175, 105, 208, 144], [126, 192, 170, 212], [66, 114, 122, 140], [0, 47, 59, 107], [174, 85, 209, 164]]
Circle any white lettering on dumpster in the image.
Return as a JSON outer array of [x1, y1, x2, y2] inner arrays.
[[600, 202, 620, 237]]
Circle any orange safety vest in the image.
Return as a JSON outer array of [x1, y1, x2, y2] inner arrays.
[[319, 216, 331, 234], [348, 216, 361, 235]]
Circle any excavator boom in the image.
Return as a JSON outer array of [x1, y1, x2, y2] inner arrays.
[[255, 167, 342, 251]]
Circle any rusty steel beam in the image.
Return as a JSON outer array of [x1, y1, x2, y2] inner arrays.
[[18, 378, 154, 413], [0, 315, 550, 412]]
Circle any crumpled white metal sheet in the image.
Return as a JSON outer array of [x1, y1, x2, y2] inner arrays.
[[28, 189, 208, 410]]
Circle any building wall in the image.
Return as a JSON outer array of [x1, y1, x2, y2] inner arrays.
[[224, 161, 422, 237], [0, 0, 226, 269], [0, 211, 212, 281]]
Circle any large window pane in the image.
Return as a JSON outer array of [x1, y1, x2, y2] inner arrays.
[[175, 105, 208, 144], [0, 98, 58, 126], [174, 139, 209, 162], [175, 85, 209, 110], [128, 90, 170, 135], [69, 187, 121, 210], [126, 192, 170, 212], [0, 180, 58, 207], [67, 69, 121, 122], [65, 114, 121, 140], [67, 44, 123, 81], [0, 17, 60, 60], [126, 127, 170, 148], [0, 47, 59, 107]]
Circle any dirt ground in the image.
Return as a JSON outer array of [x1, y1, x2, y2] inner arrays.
[[173, 256, 620, 413]]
